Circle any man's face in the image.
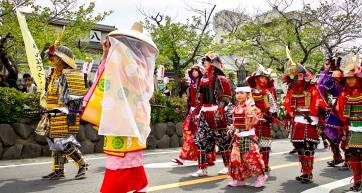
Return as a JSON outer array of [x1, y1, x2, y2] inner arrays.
[[346, 77, 358, 88], [49, 55, 64, 69], [203, 61, 211, 71], [256, 76, 268, 88], [295, 79, 306, 89], [324, 61, 331, 71]]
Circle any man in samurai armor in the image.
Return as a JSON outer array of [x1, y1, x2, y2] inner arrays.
[[317, 55, 346, 167], [171, 64, 204, 165], [283, 63, 327, 183], [192, 52, 233, 177], [81, 22, 159, 193], [42, 45, 88, 180], [247, 64, 279, 172], [335, 54, 362, 191]]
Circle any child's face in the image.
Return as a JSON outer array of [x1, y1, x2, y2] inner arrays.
[[25, 79, 33, 87], [203, 61, 211, 71], [236, 91, 248, 103], [192, 69, 199, 78]]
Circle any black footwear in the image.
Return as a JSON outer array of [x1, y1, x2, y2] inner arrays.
[[42, 171, 65, 180], [327, 158, 344, 167], [350, 182, 361, 192], [289, 149, 297, 154], [296, 174, 313, 183], [301, 176, 313, 184], [75, 164, 88, 180], [295, 174, 307, 181]]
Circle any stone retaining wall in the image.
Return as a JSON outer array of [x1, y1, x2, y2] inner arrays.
[[0, 119, 288, 160], [0, 119, 185, 160]]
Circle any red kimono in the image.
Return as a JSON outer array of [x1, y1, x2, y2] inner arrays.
[[229, 103, 264, 181], [178, 81, 199, 161]]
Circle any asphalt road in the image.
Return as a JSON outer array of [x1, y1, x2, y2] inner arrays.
[[0, 139, 355, 193]]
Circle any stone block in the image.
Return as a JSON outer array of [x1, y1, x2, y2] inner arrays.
[[0, 124, 17, 146], [12, 123, 34, 140], [156, 135, 170, 149], [2, 144, 23, 160], [22, 144, 42, 158]]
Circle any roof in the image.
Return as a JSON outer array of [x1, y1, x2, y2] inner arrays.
[[50, 18, 117, 32]]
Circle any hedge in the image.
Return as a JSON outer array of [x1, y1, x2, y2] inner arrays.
[[0, 87, 41, 123], [0, 88, 186, 124]]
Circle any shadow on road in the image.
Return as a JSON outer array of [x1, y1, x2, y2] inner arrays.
[[221, 185, 266, 193], [0, 178, 73, 193], [319, 166, 351, 180], [167, 165, 198, 175], [278, 179, 318, 193], [283, 154, 298, 162]]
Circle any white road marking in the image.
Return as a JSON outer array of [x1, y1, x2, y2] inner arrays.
[[0, 149, 290, 169], [301, 177, 352, 193], [0, 150, 180, 169], [145, 151, 291, 169]]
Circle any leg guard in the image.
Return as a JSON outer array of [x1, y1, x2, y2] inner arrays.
[[302, 155, 314, 175], [220, 151, 230, 167], [42, 151, 66, 179], [331, 141, 342, 160], [52, 151, 66, 171], [350, 155, 361, 188], [206, 151, 216, 166], [261, 147, 270, 169], [64, 143, 86, 167], [197, 150, 207, 169]]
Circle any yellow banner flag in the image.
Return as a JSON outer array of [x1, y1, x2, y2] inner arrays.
[[16, 9, 47, 107]]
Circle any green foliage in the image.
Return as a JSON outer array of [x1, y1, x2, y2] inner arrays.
[[0, 87, 41, 123], [145, 15, 214, 79], [150, 92, 186, 123], [216, 15, 325, 74], [277, 98, 287, 121], [0, 0, 112, 63]]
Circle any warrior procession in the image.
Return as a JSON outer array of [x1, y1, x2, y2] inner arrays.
[[33, 23, 362, 192], [3, 3, 362, 193]]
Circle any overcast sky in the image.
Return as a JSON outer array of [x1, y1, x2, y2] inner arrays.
[[32, 0, 319, 30]]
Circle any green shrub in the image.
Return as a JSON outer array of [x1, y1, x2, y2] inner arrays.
[[0, 87, 41, 123], [277, 98, 286, 121], [150, 92, 186, 124]]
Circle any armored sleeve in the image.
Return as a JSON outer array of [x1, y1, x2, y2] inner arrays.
[[215, 75, 232, 109]]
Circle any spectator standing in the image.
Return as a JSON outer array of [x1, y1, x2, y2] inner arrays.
[[25, 77, 38, 93]]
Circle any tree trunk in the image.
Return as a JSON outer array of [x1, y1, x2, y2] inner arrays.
[[172, 61, 182, 97], [0, 49, 18, 87]]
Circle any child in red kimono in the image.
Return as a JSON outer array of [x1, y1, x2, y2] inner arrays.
[[228, 86, 267, 187]]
